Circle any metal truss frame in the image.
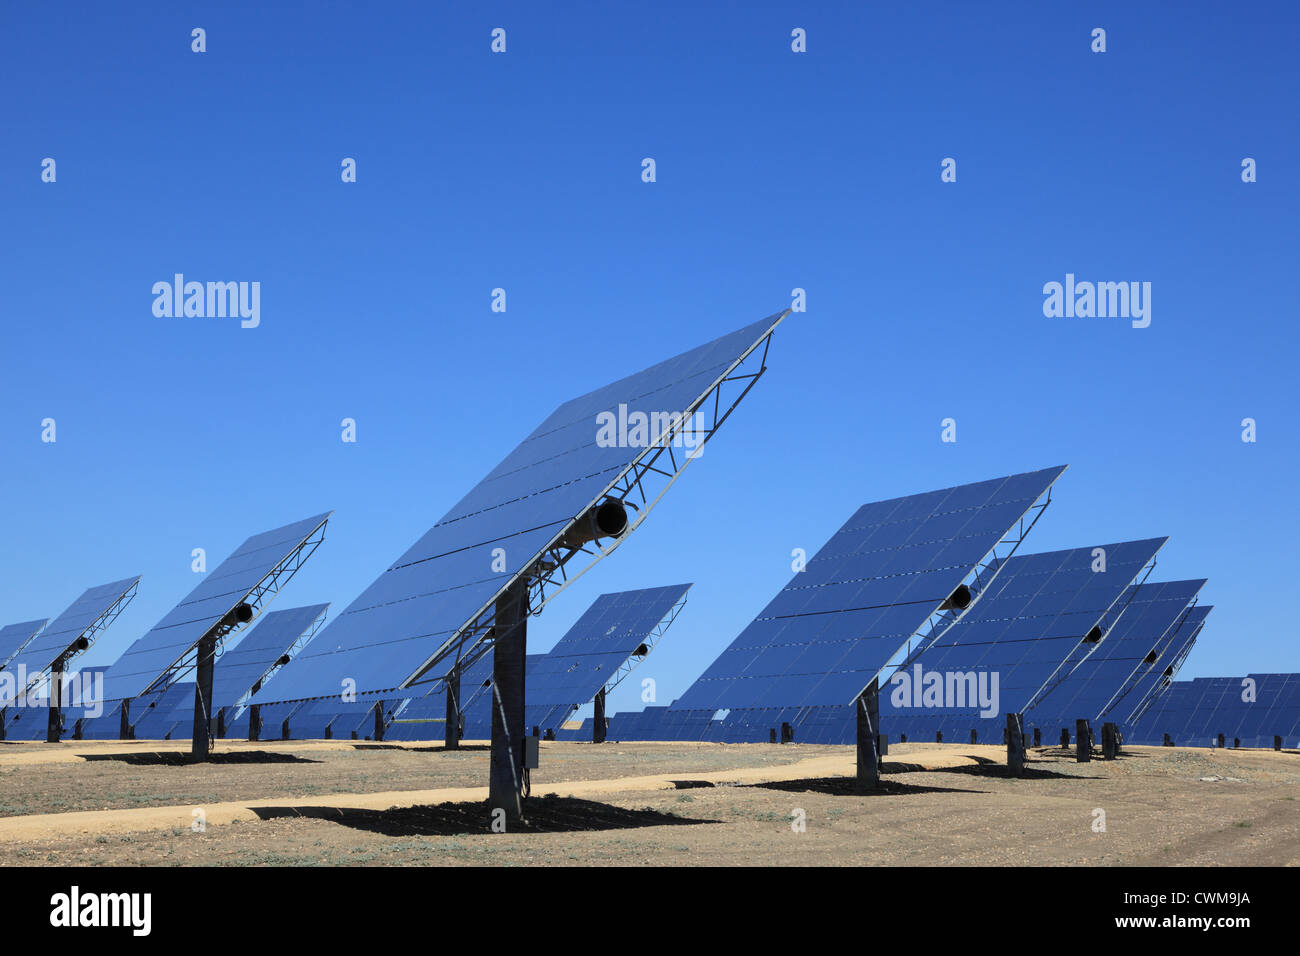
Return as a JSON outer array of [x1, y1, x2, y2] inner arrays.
[[403, 313, 787, 694], [871, 471, 1064, 694], [133, 516, 332, 700]]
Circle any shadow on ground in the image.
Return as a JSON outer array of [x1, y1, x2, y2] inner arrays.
[[907, 760, 1099, 781], [250, 794, 717, 836], [80, 750, 321, 766], [351, 743, 491, 753], [742, 776, 985, 797]]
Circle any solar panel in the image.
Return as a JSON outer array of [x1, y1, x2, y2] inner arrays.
[[881, 537, 1167, 741], [457, 584, 690, 736], [101, 513, 330, 702], [210, 603, 328, 708], [130, 682, 196, 739], [257, 313, 787, 705], [0, 620, 48, 670], [1, 578, 140, 708], [1125, 604, 1212, 723], [674, 467, 1067, 712], [1029, 579, 1206, 729]]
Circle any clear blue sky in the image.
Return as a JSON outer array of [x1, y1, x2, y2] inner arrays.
[[1, 2, 1295, 721]]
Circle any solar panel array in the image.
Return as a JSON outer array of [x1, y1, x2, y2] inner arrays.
[[1028, 579, 1205, 731], [101, 513, 330, 701], [256, 586, 688, 741], [1, 577, 140, 708], [674, 467, 1067, 712], [256, 313, 786, 705], [1131, 673, 1300, 748], [881, 537, 1166, 741]]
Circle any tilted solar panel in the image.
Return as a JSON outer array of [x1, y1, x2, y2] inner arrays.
[[1031, 579, 1206, 728], [1, 578, 140, 707], [0, 620, 48, 670], [881, 537, 1167, 741], [130, 682, 196, 739], [1125, 604, 1212, 722], [101, 513, 330, 701], [210, 603, 328, 708], [457, 584, 690, 736], [674, 467, 1067, 712], [257, 313, 786, 705]]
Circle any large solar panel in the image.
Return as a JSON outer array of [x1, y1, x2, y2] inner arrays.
[[881, 537, 1167, 741], [1029, 579, 1206, 728], [211, 603, 328, 708], [673, 467, 1067, 712], [459, 584, 690, 735], [0, 620, 48, 670], [101, 513, 330, 701], [257, 313, 787, 705], [1, 578, 140, 707]]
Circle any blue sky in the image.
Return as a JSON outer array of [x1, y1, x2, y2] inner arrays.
[[1, 1, 1296, 721]]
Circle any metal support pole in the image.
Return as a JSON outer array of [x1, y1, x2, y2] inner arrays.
[[444, 666, 461, 750], [855, 680, 880, 791], [373, 700, 386, 741], [46, 660, 65, 743], [191, 633, 217, 759], [1007, 713, 1025, 776], [248, 704, 260, 741], [489, 578, 528, 826], [1075, 719, 1090, 762], [119, 699, 132, 740], [593, 687, 607, 743]]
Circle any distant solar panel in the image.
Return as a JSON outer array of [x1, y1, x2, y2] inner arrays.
[[258, 313, 787, 705], [674, 467, 1067, 712], [211, 603, 328, 708], [881, 537, 1167, 741], [1125, 605, 1211, 723], [130, 682, 196, 739], [1029, 579, 1206, 730], [1, 578, 140, 708], [457, 584, 690, 736], [101, 513, 330, 702], [0, 620, 48, 670]]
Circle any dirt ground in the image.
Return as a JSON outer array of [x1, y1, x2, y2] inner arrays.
[[0, 738, 1297, 866]]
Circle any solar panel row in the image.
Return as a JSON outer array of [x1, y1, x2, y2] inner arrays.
[[675, 467, 1068, 713]]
